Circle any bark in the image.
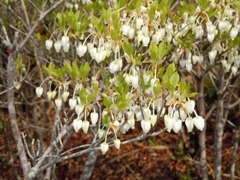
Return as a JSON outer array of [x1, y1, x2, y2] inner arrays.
[[198, 78, 208, 180], [7, 51, 29, 178], [214, 68, 225, 180]]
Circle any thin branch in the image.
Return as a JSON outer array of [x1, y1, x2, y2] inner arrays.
[[16, 0, 65, 53]]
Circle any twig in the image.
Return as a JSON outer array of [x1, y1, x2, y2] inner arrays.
[[16, 0, 65, 53]]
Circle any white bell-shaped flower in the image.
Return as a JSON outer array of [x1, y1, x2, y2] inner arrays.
[[209, 49, 217, 64], [164, 115, 175, 132], [69, 98, 77, 109], [90, 112, 99, 125], [128, 27, 135, 39], [184, 100, 195, 114], [98, 129, 105, 139], [45, 39, 53, 50], [62, 91, 69, 102], [195, 26, 204, 39], [114, 139, 121, 149], [73, 118, 82, 132], [100, 142, 109, 154], [127, 118, 135, 129], [141, 119, 151, 134], [63, 42, 70, 52], [179, 108, 187, 120], [231, 66, 238, 76], [54, 41, 62, 53], [61, 35, 69, 46], [47, 91, 53, 101], [82, 120, 90, 134], [207, 33, 215, 42], [136, 18, 144, 29], [230, 27, 238, 40], [55, 98, 62, 109], [109, 58, 123, 73], [121, 24, 130, 36], [150, 114, 157, 126], [185, 117, 194, 132], [193, 116, 205, 131], [142, 36, 150, 46], [76, 44, 87, 57], [75, 104, 84, 116], [173, 119, 182, 133], [36, 87, 43, 97]]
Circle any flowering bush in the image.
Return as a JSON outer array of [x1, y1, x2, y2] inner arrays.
[[38, 0, 240, 155]]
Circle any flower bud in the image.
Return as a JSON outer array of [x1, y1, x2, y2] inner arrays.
[[45, 39, 53, 50], [100, 142, 109, 154], [82, 120, 90, 133], [114, 139, 121, 149], [36, 87, 43, 97], [90, 112, 99, 125], [73, 118, 82, 132]]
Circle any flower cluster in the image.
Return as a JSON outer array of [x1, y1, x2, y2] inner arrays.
[[37, 0, 239, 154]]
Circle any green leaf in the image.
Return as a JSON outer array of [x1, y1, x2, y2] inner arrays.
[[79, 88, 87, 104], [87, 93, 95, 104], [148, 1, 158, 21], [72, 61, 80, 78], [64, 61, 73, 76], [123, 40, 134, 56], [103, 97, 112, 108], [149, 42, 159, 60], [102, 114, 110, 125], [79, 62, 91, 78], [153, 80, 162, 97], [170, 72, 180, 88], [165, 64, 176, 77], [158, 41, 172, 59], [196, 0, 211, 10], [188, 92, 198, 98], [117, 0, 128, 9]]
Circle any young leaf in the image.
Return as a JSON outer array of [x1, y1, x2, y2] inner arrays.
[[170, 72, 180, 88], [123, 40, 134, 56]]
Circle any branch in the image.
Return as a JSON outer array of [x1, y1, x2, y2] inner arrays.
[[16, 0, 65, 53]]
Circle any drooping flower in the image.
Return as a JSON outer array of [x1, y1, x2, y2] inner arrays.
[[73, 118, 83, 132], [193, 116, 205, 131], [82, 120, 90, 133], [164, 115, 175, 132], [36, 87, 43, 97], [114, 139, 121, 149], [141, 119, 151, 133], [100, 142, 109, 154], [90, 112, 99, 125]]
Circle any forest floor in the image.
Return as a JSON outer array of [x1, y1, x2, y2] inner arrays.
[[1, 109, 240, 180]]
